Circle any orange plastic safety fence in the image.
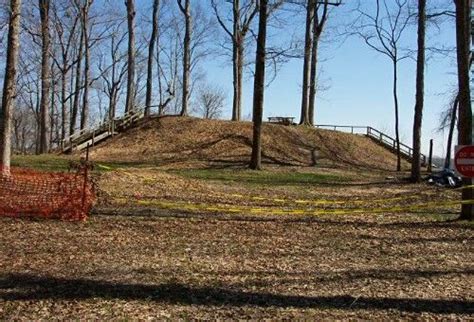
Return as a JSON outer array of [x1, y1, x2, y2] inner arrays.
[[0, 167, 94, 221]]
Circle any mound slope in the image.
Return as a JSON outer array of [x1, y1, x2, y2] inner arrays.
[[90, 116, 405, 171]]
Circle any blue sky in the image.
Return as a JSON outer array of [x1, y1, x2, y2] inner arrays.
[[129, 0, 458, 158], [200, 1, 458, 158]]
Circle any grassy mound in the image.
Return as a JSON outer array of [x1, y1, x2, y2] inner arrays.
[[89, 116, 406, 171]]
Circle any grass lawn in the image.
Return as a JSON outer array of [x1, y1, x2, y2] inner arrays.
[[170, 168, 353, 186], [11, 154, 146, 173], [11, 154, 72, 172]]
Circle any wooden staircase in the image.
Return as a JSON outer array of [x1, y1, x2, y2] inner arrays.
[[314, 125, 428, 166], [62, 108, 145, 153]]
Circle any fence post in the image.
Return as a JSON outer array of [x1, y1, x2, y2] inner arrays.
[[81, 143, 90, 211]]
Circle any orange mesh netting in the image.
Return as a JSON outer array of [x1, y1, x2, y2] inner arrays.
[[0, 166, 94, 221]]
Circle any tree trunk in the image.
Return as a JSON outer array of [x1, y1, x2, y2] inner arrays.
[[454, 0, 473, 221], [308, 3, 328, 126], [157, 33, 163, 115], [60, 66, 67, 143], [70, 28, 84, 136], [237, 45, 244, 120], [50, 67, 57, 145], [393, 60, 401, 171], [179, 0, 191, 117], [80, 2, 91, 130], [0, 0, 22, 175], [109, 88, 117, 121], [232, 36, 242, 121], [250, 0, 268, 170], [308, 40, 318, 126], [145, 0, 160, 117], [308, 11, 321, 126], [445, 95, 459, 169], [299, 0, 314, 126], [410, 0, 426, 182], [230, 0, 241, 122], [39, 0, 51, 154], [125, 0, 136, 113], [213, 0, 257, 122], [35, 86, 41, 154]]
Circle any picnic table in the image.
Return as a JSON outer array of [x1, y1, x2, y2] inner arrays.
[[267, 116, 295, 126]]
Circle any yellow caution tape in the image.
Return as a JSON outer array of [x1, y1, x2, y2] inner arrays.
[[97, 164, 113, 170], [454, 184, 474, 190], [100, 165, 474, 208], [111, 197, 473, 217]]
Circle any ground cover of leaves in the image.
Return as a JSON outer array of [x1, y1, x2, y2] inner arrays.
[[1, 162, 473, 319], [95, 166, 461, 216], [0, 212, 472, 320], [89, 116, 409, 171]]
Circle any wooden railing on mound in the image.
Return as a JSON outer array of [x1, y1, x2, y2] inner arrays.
[[314, 125, 427, 166], [62, 107, 145, 153]]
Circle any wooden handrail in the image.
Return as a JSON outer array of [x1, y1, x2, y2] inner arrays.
[[62, 106, 146, 152], [316, 124, 428, 165]]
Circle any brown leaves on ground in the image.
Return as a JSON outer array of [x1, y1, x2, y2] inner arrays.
[[89, 116, 409, 171], [95, 167, 460, 217], [0, 214, 472, 319], [3, 124, 470, 319]]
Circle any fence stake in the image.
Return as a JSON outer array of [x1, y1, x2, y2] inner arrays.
[[81, 143, 90, 210]]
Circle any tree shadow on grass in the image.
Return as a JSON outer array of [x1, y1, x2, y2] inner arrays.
[[92, 205, 469, 224], [0, 273, 472, 314], [91, 208, 472, 230]]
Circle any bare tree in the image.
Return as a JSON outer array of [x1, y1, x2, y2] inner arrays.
[[298, 0, 334, 125], [438, 94, 458, 169], [299, 0, 315, 125], [250, 0, 268, 170], [12, 106, 36, 154], [454, 0, 473, 221], [98, 23, 128, 121], [79, 0, 94, 130], [17, 49, 42, 152], [211, 0, 259, 122], [70, 24, 84, 136], [145, 0, 160, 116], [0, 0, 22, 174], [410, 0, 426, 182], [352, 0, 413, 171], [155, 27, 178, 115], [177, 0, 191, 116], [51, 1, 80, 143], [196, 84, 226, 119], [308, 0, 331, 125], [125, 0, 136, 113], [38, 0, 51, 153]]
